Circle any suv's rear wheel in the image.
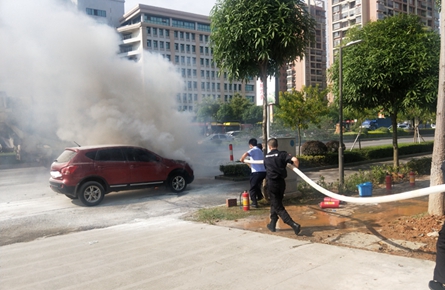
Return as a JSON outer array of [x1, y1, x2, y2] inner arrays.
[[78, 181, 105, 206], [168, 173, 187, 193]]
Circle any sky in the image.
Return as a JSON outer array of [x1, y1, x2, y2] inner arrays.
[[0, 0, 200, 161], [124, 0, 217, 16]]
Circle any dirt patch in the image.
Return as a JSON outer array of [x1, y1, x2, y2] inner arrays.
[[214, 176, 444, 261]]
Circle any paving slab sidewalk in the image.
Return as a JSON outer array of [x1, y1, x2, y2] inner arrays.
[[0, 215, 434, 290]]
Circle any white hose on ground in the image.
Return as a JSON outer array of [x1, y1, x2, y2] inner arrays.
[[242, 158, 445, 204]]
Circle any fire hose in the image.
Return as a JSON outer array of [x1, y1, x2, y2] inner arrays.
[[242, 159, 445, 204]]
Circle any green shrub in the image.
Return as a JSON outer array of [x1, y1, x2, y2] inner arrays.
[[219, 163, 250, 177], [406, 157, 432, 175], [376, 127, 390, 134], [301, 140, 327, 156], [325, 140, 345, 153]]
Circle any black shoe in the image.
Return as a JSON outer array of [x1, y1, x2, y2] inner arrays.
[[267, 222, 276, 232], [257, 195, 264, 201], [429, 280, 445, 290], [250, 204, 258, 209], [290, 222, 301, 236]]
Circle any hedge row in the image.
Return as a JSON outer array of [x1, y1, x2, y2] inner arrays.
[[219, 142, 434, 176]]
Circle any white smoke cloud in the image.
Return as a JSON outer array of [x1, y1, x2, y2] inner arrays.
[[0, 0, 199, 160]]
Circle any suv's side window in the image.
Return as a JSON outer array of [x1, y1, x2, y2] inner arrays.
[[125, 148, 157, 162], [96, 148, 125, 161]]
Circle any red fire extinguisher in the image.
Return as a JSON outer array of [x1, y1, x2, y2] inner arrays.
[[385, 174, 392, 191], [241, 191, 250, 211], [409, 171, 415, 187]]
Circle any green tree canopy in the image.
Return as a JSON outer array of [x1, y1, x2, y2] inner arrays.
[[210, 0, 316, 147], [329, 14, 440, 166], [196, 97, 221, 122], [274, 85, 329, 154]]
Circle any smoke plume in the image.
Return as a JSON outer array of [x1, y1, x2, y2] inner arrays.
[[0, 0, 198, 161]]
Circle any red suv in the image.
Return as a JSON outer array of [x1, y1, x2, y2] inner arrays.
[[49, 145, 194, 206]]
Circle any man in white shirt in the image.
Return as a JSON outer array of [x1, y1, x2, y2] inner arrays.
[[240, 138, 266, 208]]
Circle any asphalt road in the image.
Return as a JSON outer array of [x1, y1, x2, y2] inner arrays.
[[0, 165, 246, 246], [0, 136, 433, 246]]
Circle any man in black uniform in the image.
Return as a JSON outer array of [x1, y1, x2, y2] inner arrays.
[[263, 138, 301, 235], [428, 161, 445, 290]]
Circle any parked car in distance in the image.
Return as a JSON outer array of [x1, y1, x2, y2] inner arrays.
[[397, 123, 412, 129], [198, 133, 234, 145], [49, 145, 194, 206], [360, 120, 378, 130], [431, 123, 436, 129], [226, 131, 241, 138]]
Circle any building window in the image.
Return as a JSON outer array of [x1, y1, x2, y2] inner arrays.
[[147, 27, 151, 35], [147, 40, 152, 48], [144, 14, 170, 26], [245, 84, 254, 92], [86, 8, 106, 17], [153, 40, 158, 49], [153, 28, 157, 36], [172, 19, 196, 30], [197, 23, 211, 32], [166, 42, 170, 49]]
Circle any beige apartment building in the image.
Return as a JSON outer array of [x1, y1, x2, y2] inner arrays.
[[117, 5, 257, 113], [327, 0, 439, 66], [285, 0, 327, 92]]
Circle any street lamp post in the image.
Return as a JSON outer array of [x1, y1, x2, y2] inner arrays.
[[338, 39, 362, 188]]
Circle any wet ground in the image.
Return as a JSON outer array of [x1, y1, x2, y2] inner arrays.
[[215, 177, 442, 261]]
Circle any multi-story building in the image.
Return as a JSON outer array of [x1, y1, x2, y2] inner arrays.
[[68, 0, 124, 28], [327, 0, 439, 66], [285, 0, 327, 92], [117, 5, 257, 113]]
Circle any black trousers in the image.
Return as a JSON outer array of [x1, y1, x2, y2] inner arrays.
[[249, 171, 266, 205], [434, 223, 445, 283], [267, 178, 293, 224]]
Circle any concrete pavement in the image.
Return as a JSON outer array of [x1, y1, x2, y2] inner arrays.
[[0, 154, 436, 289], [1, 214, 434, 290]]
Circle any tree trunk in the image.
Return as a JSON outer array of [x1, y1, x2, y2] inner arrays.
[[428, 2, 445, 216], [261, 72, 268, 152], [260, 64, 269, 201], [390, 113, 399, 168], [297, 126, 301, 156]]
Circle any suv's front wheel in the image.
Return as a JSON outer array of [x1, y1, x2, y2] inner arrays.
[[168, 173, 187, 193], [78, 181, 105, 206]]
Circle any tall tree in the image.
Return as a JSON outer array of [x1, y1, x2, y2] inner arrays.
[[274, 85, 329, 155], [210, 0, 315, 149], [228, 94, 252, 122], [196, 97, 221, 122], [428, 1, 445, 215], [329, 14, 440, 167]]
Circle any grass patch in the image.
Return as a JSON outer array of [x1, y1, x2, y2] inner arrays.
[[191, 205, 268, 224]]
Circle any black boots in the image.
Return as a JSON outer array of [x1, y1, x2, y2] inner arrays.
[[267, 219, 277, 232], [289, 222, 301, 236]]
